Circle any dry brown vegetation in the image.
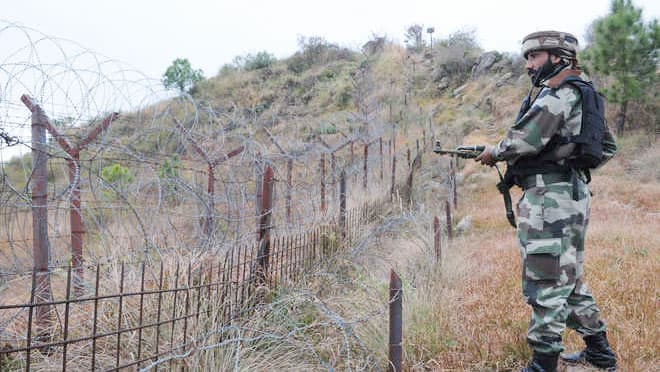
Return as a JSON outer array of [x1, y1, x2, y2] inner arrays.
[[2, 30, 657, 370]]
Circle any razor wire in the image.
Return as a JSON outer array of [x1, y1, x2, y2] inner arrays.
[[0, 21, 415, 275]]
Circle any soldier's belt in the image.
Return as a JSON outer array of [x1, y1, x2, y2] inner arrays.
[[518, 173, 572, 190]]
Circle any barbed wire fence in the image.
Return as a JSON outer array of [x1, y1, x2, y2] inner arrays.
[[0, 21, 452, 370]]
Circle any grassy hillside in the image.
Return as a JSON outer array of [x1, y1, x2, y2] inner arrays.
[[1, 32, 657, 370]]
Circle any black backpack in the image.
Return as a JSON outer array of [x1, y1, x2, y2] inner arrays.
[[561, 76, 607, 171]]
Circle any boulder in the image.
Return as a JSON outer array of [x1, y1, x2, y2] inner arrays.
[[471, 51, 500, 79], [496, 72, 514, 87], [452, 84, 468, 97], [437, 77, 450, 91]]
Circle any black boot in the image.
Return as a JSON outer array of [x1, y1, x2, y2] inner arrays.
[[560, 331, 617, 370], [520, 351, 558, 372]]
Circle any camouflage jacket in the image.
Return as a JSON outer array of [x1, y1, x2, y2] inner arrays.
[[492, 67, 617, 171]]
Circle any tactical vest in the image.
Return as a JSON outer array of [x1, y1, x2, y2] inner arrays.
[[508, 76, 606, 183]]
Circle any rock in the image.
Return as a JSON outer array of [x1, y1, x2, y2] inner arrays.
[[452, 84, 468, 97], [456, 216, 472, 236], [362, 37, 386, 56], [471, 51, 500, 79], [496, 72, 514, 87], [437, 77, 450, 91]]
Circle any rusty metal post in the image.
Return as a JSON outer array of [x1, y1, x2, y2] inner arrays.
[[68, 152, 84, 294], [25, 102, 118, 296], [446, 200, 453, 241], [390, 156, 396, 201], [21, 95, 53, 336], [388, 269, 403, 372], [363, 144, 368, 190], [320, 153, 326, 212], [255, 155, 263, 237], [339, 170, 347, 240], [434, 216, 441, 263], [257, 166, 274, 286], [331, 153, 337, 201], [350, 141, 355, 182], [206, 146, 243, 238], [379, 137, 384, 180], [204, 164, 215, 237], [286, 158, 293, 225], [451, 159, 458, 209], [406, 161, 415, 207]]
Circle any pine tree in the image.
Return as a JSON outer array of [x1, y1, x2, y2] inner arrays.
[[582, 0, 658, 135]]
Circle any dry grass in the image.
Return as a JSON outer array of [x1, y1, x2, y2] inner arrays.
[[262, 139, 657, 371], [340, 140, 659, 371]]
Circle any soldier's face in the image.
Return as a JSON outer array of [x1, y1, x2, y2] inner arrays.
[[525, 51, 562, 77], [525, 51, 550, 76]]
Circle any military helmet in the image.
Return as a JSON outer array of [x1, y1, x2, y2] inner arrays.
[[521, 31, 578, 59]]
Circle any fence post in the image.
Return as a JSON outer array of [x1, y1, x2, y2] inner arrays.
[[379, 137, 384, 181], [390, 156, 396, 202], [388, 269, 403, 372], [24, 98, 119, 296], [21, 94, 53, 336], [451, 159, 457, 209], [331, 153, 337, 201], [406, 147, 411, 167], [339, 170, 347, 240], [205, 164, 215, 237], [286, 158, 293, 225], [255, 155, 263, 237], [350, 142, 355, 182], [69, 152, 84, 293], [257, 166, 274, 287], [320, 153, 326, 213], [391, 123, 396, 154], [434, 216, 441, 263], [446, 200, 453, 241], [363, 144, 368, 190]]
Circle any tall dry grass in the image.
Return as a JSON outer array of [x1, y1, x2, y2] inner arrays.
[[244, 141, 658, 371]]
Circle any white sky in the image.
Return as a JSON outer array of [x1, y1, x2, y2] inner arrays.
[[4, 0, 659, 80]]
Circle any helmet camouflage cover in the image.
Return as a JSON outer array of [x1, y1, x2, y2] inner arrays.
[[522, 31, 578, 59]]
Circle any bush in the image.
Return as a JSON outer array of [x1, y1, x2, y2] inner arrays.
[[233, 51, 277, 71], [286, 36, 355, 74], [432, 30, 483, 86]]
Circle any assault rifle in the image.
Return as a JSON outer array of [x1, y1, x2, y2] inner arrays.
[[433, 140, 516, 228], [432, 142, 485, 158]]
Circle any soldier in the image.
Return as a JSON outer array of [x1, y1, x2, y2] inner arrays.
[[475, 31, 618, 371]]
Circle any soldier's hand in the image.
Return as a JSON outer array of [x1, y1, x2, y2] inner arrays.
[[475, 145, 496, 166]]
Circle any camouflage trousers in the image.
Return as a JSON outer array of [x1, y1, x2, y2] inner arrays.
[[516, 175, 606, 354]]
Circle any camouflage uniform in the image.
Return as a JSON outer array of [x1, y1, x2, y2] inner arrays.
[[492, 67, 617, 355]]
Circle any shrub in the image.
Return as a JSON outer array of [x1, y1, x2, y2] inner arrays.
[[233, 51, 277, 71], [286, 36, 355, 74]]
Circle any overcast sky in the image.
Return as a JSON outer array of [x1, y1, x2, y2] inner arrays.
[[4, 0, 659, 80]]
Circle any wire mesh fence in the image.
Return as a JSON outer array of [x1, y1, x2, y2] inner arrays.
[[0, 21, 442, 370], [0, 197, 389, 371]]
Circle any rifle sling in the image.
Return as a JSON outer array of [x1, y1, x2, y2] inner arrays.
[[496, 166, 517, 228]]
